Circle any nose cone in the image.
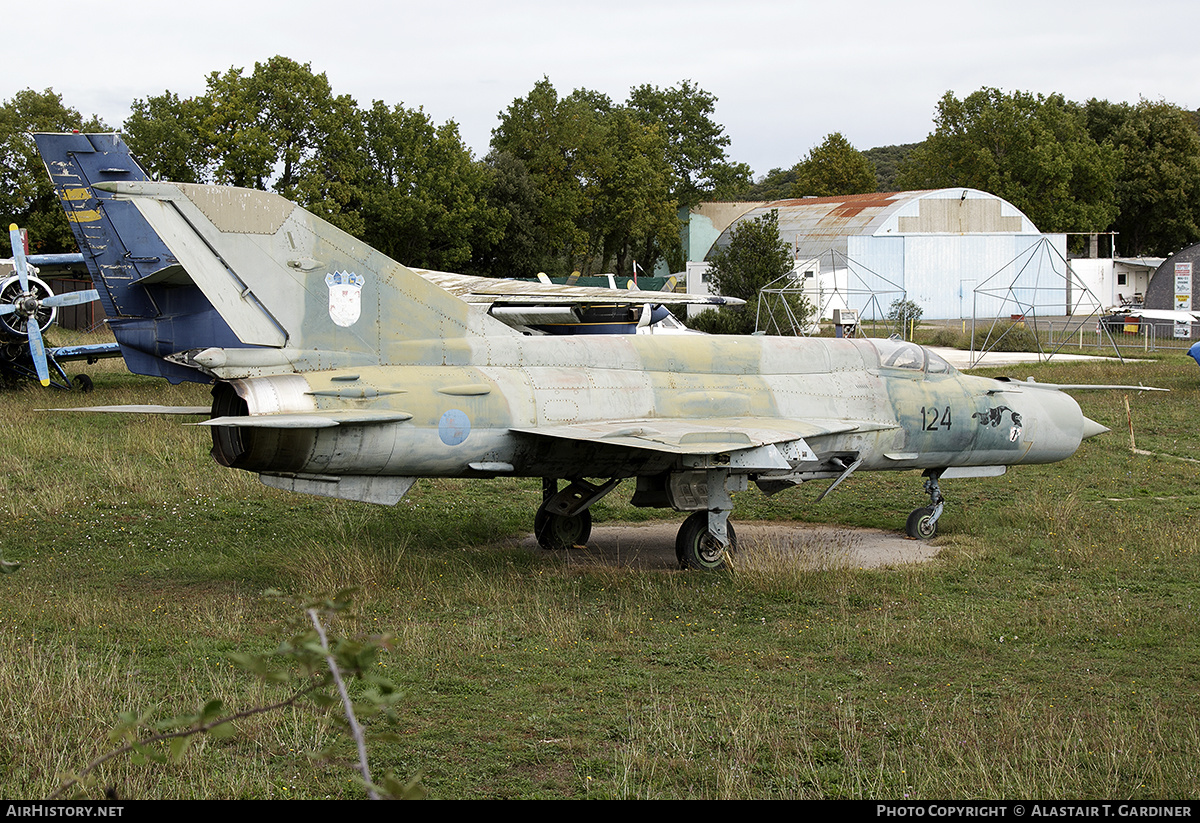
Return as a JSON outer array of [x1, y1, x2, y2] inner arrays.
[[1082, 416, 1109, 440]]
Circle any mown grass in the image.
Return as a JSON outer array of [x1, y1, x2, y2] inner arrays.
[[1, 340, 1199, 798]]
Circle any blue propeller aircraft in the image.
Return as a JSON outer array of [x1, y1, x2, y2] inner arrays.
[[2, 225, 117, 389], [35, 132, 1139, 568]]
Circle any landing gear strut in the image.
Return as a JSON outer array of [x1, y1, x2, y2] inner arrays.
[[533, 477, 618, 551], [906, 470, 945, 540], [673, 469, 742, 570]]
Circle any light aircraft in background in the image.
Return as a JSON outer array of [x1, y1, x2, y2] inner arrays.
[[1, 225, 118, 389], [37, 133, 1136, 568], [415, 269, 709, 335]]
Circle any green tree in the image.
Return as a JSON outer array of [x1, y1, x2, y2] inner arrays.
[[123, 56, 509, 266], [359, 101, 504, 271], [1087, 98, 1200, 256], [200, 64, 276, 188], [1082, 98, 1132, 146], [491, 78, 601, 271], [0, 89, 108, 254], [586, 108, 681, 276], [693, 210, 798, 334], [491, 77, 684, 277], [745, 166, 801, 201], [125, 56, 370, 236], [886, 297, 923, 339], [791, 132, 877, 197], [627, 80, 752, 209], [124, 91, 211, 183], [206, 57, 369, 215], [706, 161, 755, 201], [863, 143, 918, 192], [290, 90, 369, 237], [246, 57, 355, 196], [898, 88, 1119, 233], [474, 150, 548, 276]]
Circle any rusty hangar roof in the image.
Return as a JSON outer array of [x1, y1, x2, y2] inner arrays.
[[707, 188, 1042, 261]]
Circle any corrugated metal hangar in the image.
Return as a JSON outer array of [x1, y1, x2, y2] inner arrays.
[[682, 189, 1076, 321]]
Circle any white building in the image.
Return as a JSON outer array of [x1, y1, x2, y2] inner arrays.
[[1066, 254, 1163, 311], [682, 189, 1080, 321]]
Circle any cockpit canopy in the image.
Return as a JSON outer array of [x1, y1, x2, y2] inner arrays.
[[870, 338, 955, 376]]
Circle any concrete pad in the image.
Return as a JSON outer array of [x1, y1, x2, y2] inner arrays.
[[511, 521, 938, 571]]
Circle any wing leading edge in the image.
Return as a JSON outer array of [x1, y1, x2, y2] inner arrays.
[[511, 416, 895, 471]]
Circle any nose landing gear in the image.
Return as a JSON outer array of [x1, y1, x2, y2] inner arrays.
[[906, 470, 945, 540]]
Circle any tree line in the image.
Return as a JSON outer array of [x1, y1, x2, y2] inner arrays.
[[3, 65, 1199, 269], [0, 57, 749, 278]]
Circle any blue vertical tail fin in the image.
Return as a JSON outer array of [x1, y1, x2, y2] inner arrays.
[[35, 132, 244, 383]]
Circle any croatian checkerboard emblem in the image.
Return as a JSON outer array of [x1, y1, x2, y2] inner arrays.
[[325, 271, 365, 327]]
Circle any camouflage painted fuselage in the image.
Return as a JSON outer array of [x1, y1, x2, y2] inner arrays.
[[35, 146, 1101, 516], [208, 332, 1090, 505]]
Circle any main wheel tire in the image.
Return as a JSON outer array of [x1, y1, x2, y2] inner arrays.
[[676, 511, 736, 570], [906, 506, 937, 540], [534, 506, 592, 551], [72, 373, 94, 393]]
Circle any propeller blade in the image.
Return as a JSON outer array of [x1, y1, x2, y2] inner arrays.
[[43, 289, 99, 309], [7, 224, 29, 293], [26, 320, 50, 387], [0, 304, 15, 316]]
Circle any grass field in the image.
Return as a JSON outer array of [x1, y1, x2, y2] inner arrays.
[[1, 344, 1198, 799]]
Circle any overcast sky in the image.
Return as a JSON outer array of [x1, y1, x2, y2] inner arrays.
[[9, 0, 1199, 179]]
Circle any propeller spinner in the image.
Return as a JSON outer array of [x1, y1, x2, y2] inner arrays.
[[3, 224, 99, 387]]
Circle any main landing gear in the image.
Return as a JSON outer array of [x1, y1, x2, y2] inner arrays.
[[534, 503, 592, 551], [906, 469, 945, 540], [675, 511, 737, 570], [535, 473, 740, 570], [534, 478, 611, 551]]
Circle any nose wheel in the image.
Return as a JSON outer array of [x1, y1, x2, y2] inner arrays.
[[905, 507, 938, 539], [906, 470, 945, 540]]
